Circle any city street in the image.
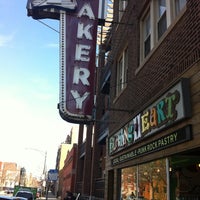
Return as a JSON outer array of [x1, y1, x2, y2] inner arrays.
[[41, 192, 57, 200], [0, 190, 58, 200]]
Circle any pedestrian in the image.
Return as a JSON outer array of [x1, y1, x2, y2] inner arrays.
[[64, 191, 75, 200]]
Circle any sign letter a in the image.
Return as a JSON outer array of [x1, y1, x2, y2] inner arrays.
[[78, 3, 95, 19]]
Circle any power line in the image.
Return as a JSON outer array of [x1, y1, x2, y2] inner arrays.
[[37, 19, 59, 33]]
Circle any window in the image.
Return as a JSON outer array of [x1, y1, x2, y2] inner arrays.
[[138, 160, 167, 200], [120, 159, 168, 200], [175, 0, 187, 16], [119, 0, 128, 21], [140, 0, 186, 62], [116, 48, 128, 96], [157, 0, 167, 39], [121, 166, 137, 199], [143, 12, 151, 57]]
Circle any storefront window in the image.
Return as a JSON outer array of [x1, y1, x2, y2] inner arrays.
[[121, 166, 137, 200], [138, 159, 167, 200], [120, 155, 200, 200], [121, 159, 167, 200]]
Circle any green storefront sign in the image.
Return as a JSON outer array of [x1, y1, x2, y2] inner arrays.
[[111, 125, 192, 166], [109, 79, 191, 155]]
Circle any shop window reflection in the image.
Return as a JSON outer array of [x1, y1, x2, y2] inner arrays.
[[120, 159, 167, 200], [138, 159, 167, 200], [121, 166, 137, 200]]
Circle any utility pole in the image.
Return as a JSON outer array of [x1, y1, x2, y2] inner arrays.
[[19, 167, 26, 186], [25, 148, 47, 196]]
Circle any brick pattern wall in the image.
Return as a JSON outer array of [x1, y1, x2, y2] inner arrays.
[[108, 0, 200, 135]]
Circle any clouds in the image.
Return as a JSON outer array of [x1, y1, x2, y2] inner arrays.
[[0, 33, 14, 47], [0, 84, 72, 175], [0, 67, 73, 174], [0, 0, 77, 178], [45, 43, 59, 48]]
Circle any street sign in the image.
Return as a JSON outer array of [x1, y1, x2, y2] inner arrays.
[[47, 169, 58, 181]]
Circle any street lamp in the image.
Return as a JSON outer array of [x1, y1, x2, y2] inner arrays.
[[25, 148, 47, 175], [25, 148, 47, 196]]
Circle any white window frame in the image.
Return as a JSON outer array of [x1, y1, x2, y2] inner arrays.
[[143, 11, 151, 58], [139, 0, 186, 64], [116, 47, 128, 96]]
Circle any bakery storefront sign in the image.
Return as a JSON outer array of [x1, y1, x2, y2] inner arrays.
[[58, 0, 99, 123], [111, 125, 192, 166], [27, 0, 99, 123], [109, 79, 191, 155]]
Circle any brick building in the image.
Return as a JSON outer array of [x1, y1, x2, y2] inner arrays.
[[56, 126, 79, 198], [75, 124, 94, 198], [0, 162, 20, 190], [25, 0, 200, 199], [61, 144, 77, 199], [95, 0, 200, 200]]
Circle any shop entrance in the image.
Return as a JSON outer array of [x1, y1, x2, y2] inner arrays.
[[170, 151, 200, 200]]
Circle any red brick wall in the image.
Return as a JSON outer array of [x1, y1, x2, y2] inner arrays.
[[108, 0, 200, 135], [61, 144, 77, 199]]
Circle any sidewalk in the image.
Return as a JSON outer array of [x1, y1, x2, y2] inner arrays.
[[40, 191, 57, 200]]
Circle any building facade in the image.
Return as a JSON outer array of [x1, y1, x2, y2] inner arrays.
[[0, 162, 19, 190], [56, 126, 79, 171], [75, 124, 94, 198], [56, 126, 79, 198], [0, 162, 38, 190], [97, 0, 200, 200], [61, 144, 77, 199], [74, 123, 106, 199]]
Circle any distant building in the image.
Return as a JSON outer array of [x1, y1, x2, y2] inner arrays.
[[0, 162, 39, 190], [61, 144, 77, 199], [55, 126, 79, 197], [56, 126, 78, 171], [0, 162, 20, 190]]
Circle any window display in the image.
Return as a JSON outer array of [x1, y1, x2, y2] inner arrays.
[[120, 155, 200, 200], [121, 159, 167, 200], [121, 166, 137, 199], [138, 159, 167, 200]]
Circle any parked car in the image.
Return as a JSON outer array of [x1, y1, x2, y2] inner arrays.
[[6, 188, 14, 194], [0, 196, 13, 200], [15, 191, 34, 200], [13, 197, 27, 200], [0, 196, 27, 200]]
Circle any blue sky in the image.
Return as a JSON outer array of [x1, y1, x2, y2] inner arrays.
[[0, 0, 78, 177]]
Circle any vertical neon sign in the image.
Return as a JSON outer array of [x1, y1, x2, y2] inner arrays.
[[59, 0, 99, 123], [27, 0, 99, 123]]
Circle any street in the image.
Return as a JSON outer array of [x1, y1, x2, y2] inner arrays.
[[40, 192, 57, 200], [0, 190, 58, 200]]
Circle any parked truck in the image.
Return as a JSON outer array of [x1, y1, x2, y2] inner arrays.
[[13, 186, 37, 199]]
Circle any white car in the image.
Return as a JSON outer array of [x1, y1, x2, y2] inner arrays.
[[0, 196, 27, 200], [15, 191, 34, 200]]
